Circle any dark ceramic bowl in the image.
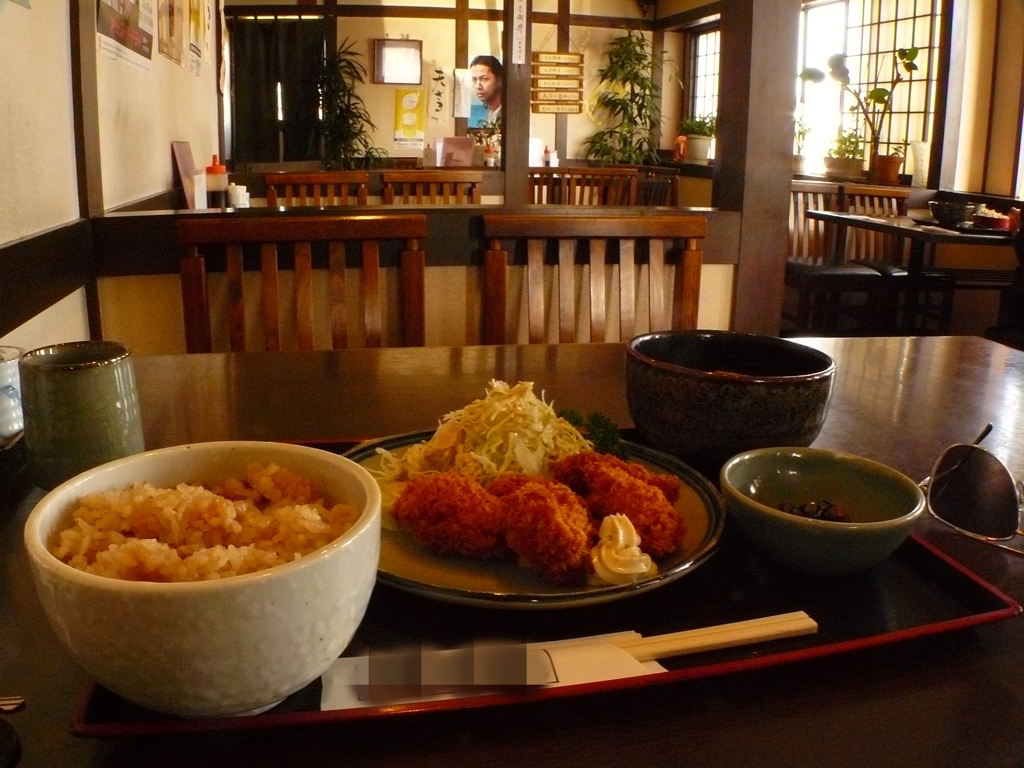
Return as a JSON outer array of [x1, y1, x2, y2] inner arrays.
[[928, 200, 976, 228], [625, 331, 836, 471]]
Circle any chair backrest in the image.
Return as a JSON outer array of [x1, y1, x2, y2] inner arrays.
[[788, 180, 843, 265], [527, 167, 639, 206], [178, 213, 427, 352], [481, 214, 705, 344], [265, 172, 370, 207], [840, 183, 912, 265], [636, 167, 678, 206], [381, 170, 483, 205]]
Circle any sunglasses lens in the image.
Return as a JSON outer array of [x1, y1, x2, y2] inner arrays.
[[928, 444, 1020, 539]]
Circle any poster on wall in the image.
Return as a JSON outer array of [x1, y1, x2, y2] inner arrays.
[[468, 55, 503, 128], [97, 0, 155, 71], [394, 90, 427, 150], [188, 0, 203, 75], [427, 65, 450, 126], [158, 0, 186, 65], [452, 69, 473, 119]]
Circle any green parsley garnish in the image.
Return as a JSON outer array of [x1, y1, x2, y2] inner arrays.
[[559, 410, 629, 459]]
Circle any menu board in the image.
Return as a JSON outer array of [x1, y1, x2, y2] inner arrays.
[[531, 52, 583, 114]]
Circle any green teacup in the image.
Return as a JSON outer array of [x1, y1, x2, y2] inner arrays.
[[19, 341, 145, 490]]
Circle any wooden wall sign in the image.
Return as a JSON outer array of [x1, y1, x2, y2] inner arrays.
[[531, 51, 583, 114]]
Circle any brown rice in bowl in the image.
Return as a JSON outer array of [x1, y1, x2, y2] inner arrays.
[[24, 441, 381, 717], [51, 463, 362, 581]]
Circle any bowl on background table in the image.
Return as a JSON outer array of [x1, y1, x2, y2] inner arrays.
[[927, 200, 976, 228], [625, 331, 836, 474], [719, 446, 926, 576], [23, 441, 381, 718]]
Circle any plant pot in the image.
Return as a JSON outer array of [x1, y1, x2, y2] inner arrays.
[[823, 157, 865, 181], [685, 135, 713, 164], [793, 154, 807, 175], [870, 154, 905, 185]]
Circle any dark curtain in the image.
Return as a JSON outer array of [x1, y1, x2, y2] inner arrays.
[[230, 19, 324, 163], [277, 21, 324, 161]]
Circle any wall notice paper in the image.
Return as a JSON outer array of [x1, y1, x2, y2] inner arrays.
[[452, 69, 472, 119], [158, 0, 185, 66], [321, 636, 665, 711], [427, 66, 451, 126], [97, 0, 155, 71], [394, 90, 427, 150], [188, 0, 204, 75]]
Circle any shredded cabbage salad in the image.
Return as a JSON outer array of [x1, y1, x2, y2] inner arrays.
[[374, 380, 593, 485]]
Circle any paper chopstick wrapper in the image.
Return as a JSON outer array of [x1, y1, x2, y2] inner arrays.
[[320, 611, 817, 711]]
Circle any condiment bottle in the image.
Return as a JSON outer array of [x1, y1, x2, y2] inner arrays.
[[205, 154, 228, 208], [543, 146, 552, 166]]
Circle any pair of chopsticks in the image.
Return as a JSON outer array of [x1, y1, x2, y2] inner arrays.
[[605, 611, 817, 663]]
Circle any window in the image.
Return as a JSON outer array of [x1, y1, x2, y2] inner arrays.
[[796, 0, 942, 173], [688, 27, 720, 121]]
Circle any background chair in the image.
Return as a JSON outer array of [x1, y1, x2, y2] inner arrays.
[[635, 167, 678, 206], [782, 180, 887, 334], [843, 183, 954, 333], [178, 213, 427, 352], [481, 213, 704, 344], [381, 170, 483, 205], [265, 172, 370, 207], [526, 167, 638, 206]]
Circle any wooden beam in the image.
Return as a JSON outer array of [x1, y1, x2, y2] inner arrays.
[[715, 0, 801, 335], [502, 0, 532, 208], [0, 222, 92, 338]]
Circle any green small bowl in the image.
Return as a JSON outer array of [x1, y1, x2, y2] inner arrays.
[[720, 447, 926, 576]]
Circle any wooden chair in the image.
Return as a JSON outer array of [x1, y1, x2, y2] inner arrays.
[[265, 172, 370, 207], [527, 167, 639, 206], [178, 213, 427, 352], [782, 180, 888, 334], [381, 171, 483, 205], [843, 183, 954, 333], [481, 214, 704, 344], [635, 167, 677, 207]]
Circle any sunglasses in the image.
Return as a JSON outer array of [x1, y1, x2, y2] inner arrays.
[[923, 424, 1024, 555]]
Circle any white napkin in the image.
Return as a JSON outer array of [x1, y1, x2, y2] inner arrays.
[[320, 638, 665, 711]]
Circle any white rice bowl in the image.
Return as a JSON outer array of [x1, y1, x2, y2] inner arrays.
[[23, 441, 381, 718]]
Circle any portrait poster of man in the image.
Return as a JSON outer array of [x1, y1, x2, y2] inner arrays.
[[468, 54, 503, 128]]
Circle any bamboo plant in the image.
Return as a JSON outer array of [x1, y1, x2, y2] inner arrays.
[[315, 39, 387, 170], [583, 30, 662, 166]]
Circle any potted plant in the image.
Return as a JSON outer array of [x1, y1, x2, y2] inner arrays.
[[800, 48, 918, 183], [823, 128, 865, 180], [872, 143, 905, 185], [583, 30, 661, 167], [314, 38, 387, 170], [678, 114, 716, 164]]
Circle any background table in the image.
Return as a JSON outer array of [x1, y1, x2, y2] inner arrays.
[[4, 337, 1024, 767]]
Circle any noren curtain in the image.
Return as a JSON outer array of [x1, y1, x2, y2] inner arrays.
[[229, 18, 324, 163]]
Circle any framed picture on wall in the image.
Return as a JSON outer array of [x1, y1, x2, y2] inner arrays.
[[374, 39, 423, 85]]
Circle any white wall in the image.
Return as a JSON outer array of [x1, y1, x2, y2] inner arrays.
[[1, 1, 221, 351], [0, 0, 79, 246], [97, 10, 221, 208]]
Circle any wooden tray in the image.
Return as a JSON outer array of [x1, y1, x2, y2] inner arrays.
[[71, 531, 1021, 738]]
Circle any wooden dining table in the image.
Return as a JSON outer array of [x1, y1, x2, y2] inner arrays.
[[4, 335, 1024, 767]]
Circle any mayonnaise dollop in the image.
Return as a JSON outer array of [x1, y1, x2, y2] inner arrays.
[[590, 514, 657, 585]]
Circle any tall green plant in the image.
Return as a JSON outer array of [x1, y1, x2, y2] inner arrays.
[[583, 30, 661, 166], [315, 39, 386, 170]]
